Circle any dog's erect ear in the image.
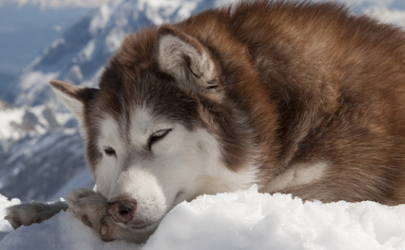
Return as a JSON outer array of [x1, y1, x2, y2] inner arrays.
[[49, 80, 98, 121], [155, 25, 222, 101]]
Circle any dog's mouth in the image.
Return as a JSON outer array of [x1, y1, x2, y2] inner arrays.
[[129, 191, 185, 231], [173, 191, 185, 205], [128, 219, 153, 230]]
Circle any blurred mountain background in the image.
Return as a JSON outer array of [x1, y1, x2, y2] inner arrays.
[[1, 0, 405, 201]]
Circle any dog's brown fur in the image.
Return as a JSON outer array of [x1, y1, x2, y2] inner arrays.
[[81, 1, 405, 205]]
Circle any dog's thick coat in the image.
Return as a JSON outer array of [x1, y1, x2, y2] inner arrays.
[[6, 1, 405, 243]]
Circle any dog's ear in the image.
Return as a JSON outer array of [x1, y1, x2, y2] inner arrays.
[[155, 25, 222, 101], [49, 80, 98, 121]]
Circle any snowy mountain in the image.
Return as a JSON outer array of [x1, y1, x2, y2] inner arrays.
[[0, 1, 94, 78], [0, 100, 60, 140], [1, 0, 219, 107], [0, 129, 90, 200], [0, 98, 92, 201]]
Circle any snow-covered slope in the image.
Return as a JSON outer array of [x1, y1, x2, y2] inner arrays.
[[335, 0, 405, 25], [2, 186, 405, 249], [0, 98, 91, 201], [0, 101, 60, 140], [0, 195, 20, 241], [0, 128, 94, 201], [1, 0, 219, 107], [0, 1, 92, 77]]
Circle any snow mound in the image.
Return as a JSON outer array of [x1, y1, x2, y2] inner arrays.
[[0, 195, 20, 241], [2, 186, 405, 249]]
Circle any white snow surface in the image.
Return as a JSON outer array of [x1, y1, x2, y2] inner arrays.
[[2, 186, 405, 249]]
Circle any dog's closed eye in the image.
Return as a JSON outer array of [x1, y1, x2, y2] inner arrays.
[[104, 147, 116, 156], [148, 129, 172, 149]]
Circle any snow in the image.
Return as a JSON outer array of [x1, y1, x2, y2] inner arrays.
[[77, 40, 97, 63], [19, 71, 59, 98], [1, 186, 405, 249], [0, 128, 87, 201], [0, 108, 25, 139], [0, 195, 20, 241], [89, 3, 113, 35], [0, 104, 60, 140], [367, 8, 405, 26]]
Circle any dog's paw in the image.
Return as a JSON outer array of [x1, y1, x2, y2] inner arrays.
[[66, 188, 118, 242], [4, 201, 68, 229]]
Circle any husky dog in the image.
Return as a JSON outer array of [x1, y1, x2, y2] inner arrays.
[[6, 1, 405, 243]]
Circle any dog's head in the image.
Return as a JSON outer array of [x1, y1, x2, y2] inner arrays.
[[50, 25, 257, 241]]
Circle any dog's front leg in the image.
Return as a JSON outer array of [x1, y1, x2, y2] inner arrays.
[[66, 188, 142, 243], [4, 201, 68, 229]]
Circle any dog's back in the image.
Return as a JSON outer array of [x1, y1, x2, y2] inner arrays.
[[164, 2, 405, 204]]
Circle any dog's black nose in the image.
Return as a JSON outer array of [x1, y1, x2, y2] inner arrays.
[[106, 198, 137, 224]]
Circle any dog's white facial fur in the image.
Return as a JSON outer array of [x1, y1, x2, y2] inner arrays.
[[95, 107, 258, 232]]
